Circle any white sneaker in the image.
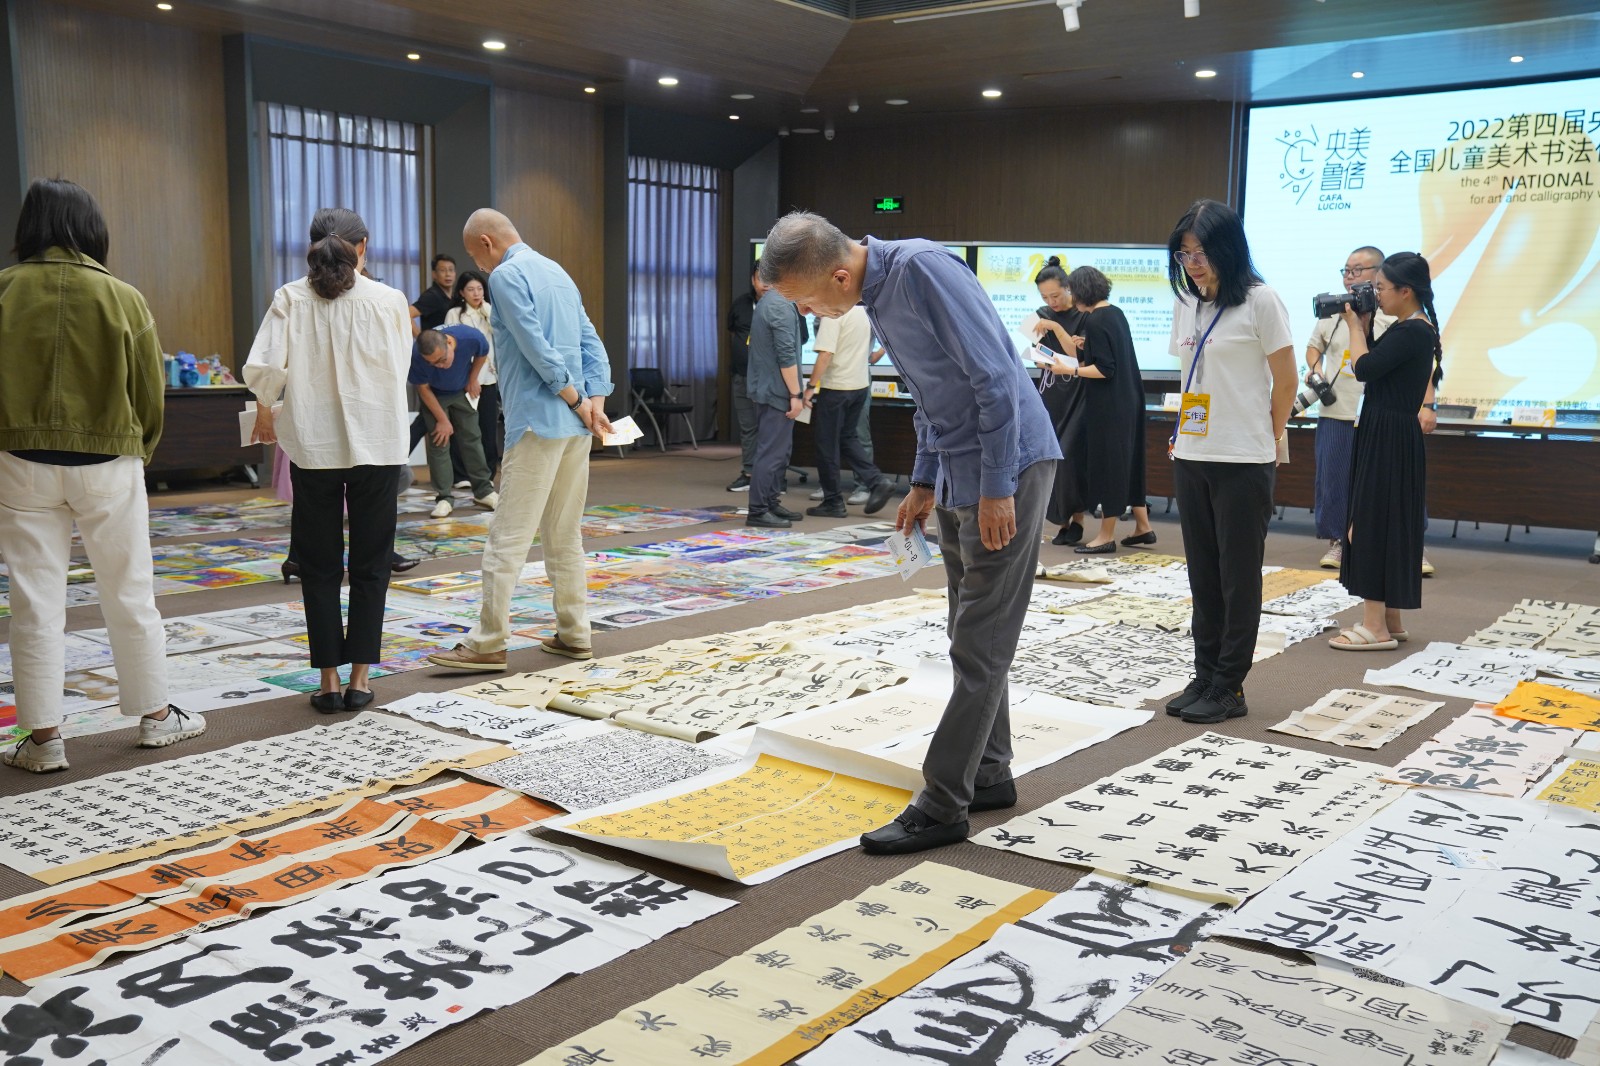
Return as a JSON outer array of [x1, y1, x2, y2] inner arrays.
[[1319, 541, 1343, 569], [847, 487, 870, 506], [1421, 554, 1435, 577], [474, 491, 499, 511], [138, 707, 207, 748], [453, 479, 472, 490], [3, 736, 68, 773], [809, 487, 825, 500], [431, 499, 453, 519]]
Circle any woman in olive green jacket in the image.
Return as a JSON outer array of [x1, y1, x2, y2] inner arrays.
[[0, 179, 205, 773]]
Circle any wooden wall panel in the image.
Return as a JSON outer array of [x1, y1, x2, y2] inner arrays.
[[491, 87, 605, 329], [779, 103, 1238, 245], [14, 0, 233, 362]]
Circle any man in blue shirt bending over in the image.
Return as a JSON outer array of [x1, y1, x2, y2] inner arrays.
[[762, 211, 1060, 855], [429, 208, 614, 672], [410, 324, 497, 519]]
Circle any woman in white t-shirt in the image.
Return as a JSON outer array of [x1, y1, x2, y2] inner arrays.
[[1161, 199, 1298, 726], [445, 270, 501, 475]]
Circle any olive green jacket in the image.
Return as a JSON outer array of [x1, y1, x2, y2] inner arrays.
[[0, 248, 164, 462]]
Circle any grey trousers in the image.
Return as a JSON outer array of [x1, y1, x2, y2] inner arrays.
[[731, 373, 759, 472], [918, 458, 1055, 822], [748, 402, 794, 516]]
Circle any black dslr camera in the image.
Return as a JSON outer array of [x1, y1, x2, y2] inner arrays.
[[1312, 281, 1376, 319], [1292, 370, 1338, 415]]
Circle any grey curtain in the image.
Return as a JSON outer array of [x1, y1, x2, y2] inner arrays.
[[627, 157, 722, 443], [263, 103, 426, 300]]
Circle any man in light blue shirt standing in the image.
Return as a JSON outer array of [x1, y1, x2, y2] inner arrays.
[[429, 209, 613, 671], [762, 211, 1060, 856]]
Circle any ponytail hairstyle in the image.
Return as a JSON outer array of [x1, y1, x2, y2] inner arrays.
[[306, 207, 368, 300], [1379, 251, 1443, 387], [1034, 255, 1069, 287]]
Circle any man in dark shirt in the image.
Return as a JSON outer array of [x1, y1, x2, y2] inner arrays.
[[725, 264, 761, 491], [409, 254, 457, 334], [744, 288, 806, 527], [410, 325, 497, 518]]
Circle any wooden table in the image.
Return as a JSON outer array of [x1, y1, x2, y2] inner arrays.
[[148, 386, 262, 486]]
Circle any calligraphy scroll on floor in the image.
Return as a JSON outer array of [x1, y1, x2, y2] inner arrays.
[[1269, 688, 1443, 748], [1494, 680, 1600, 730], [1381, 704, 1580, 796], [972, 732, 1403, 902], [524, 861, 1050, 1066], [0, 836, 733, 1066], [467, 724, 737, 810], [801, 875, 1229, 1066], [1363, 642, 1568, 702], [0, 715, 513, 883], [1534, 757, 1600, 812], [1219, 788, 1600, 1037], [1060, 943, 1508, 1066]]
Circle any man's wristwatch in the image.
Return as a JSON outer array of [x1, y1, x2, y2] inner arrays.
[[1422, 402, 1437, 411]]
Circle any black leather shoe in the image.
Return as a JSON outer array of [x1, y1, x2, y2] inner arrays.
[[1051, 522, 1084, 546], [772, 504, 803, 521], [807, 503, 847, 518], [1074, 541, 1116, 555], [343, 688, 376, 711], [281, 560, 301, 584], [1121, 530, 1158, 547], [746, 512, 791, 528], [1165, 677, 1211, 716], [390, 554, 420, 573], [310, 691, 346, 714], [861, 806, 969, 855], [969, 778, 1017, 813], [1182, 686, 1249, 725], [864, 478, 895, 516]]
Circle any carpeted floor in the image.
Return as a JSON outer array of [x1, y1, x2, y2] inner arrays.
[[2, 443, 1594, 1061]]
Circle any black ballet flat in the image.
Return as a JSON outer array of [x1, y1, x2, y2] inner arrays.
[[390, 554, 420, 573], [1074, 541, 1117, 555], [1051, 522, 1083, 546], [1120, 531, 1158, 547], [281, 560, 301, 584], [309, 691, 346, 714], [343, 688, 376, 711]]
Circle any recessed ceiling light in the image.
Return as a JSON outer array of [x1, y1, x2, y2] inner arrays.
[[1350, 70, 1364, 79], [406, 53, 420, 61], [1510, 54, 1525, 63], [886, 98, 909, 106], [1194, 69, 1217, 79], [482, 39, 506, 51], [658, 75, 679, 86], [156, 2, 172, 8], [729, 114, 740, 121], [800, 106, 819, 114], [981, 89, 1003, 98], [793, 127, 821, 134], [583, 86, 596, 93], [731, 93, 754, 101]]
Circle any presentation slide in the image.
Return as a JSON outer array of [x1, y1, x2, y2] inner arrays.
[[973, 246, 1177, 373], [1245, 76, 1600, 419]]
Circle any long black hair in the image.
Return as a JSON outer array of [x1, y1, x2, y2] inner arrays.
[[453, 269, 490, 305], [14, 178, 110, 265], [1034, 255, 1068, 287], [1166, 198, 1263, 309], [306, 207, 367, 300], [1379, 251, 1444, 387]]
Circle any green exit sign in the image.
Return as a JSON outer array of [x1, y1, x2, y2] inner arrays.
[[872, 196, 905, 214]]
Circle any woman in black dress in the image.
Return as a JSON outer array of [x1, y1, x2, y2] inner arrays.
[[1331, 252, 1442, 651], [1044, 266, 1152, 553], [1032, 257, 1089, 545]]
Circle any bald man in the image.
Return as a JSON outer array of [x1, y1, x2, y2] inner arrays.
[[428, 210, 614, 671]]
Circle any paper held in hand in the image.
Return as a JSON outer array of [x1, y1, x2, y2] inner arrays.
[[237, 401, 282, 447], [886, 523, 935, 581], [600, 415, 645, 447]]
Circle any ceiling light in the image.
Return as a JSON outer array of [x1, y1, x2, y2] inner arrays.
[[1350, 70, 1364, 78], [482, 39, 506, 51], [800, 106, 819, 114], [1510, 55, 1525, 63], [729, 114, 740, 120], [1184, 0, 1199, 16], [1057, 0, 1082, 32], [732, 93, 754, 100], [793, 127, 820, 134], [406, 53, 420, 61], [886, 98, 909, 106], [156, 2, 172, 8], [657, 75, 679, 86], [982, 88, 1003, 98], [583, 86, 596, 93], [1194, 69, 1217, 78]]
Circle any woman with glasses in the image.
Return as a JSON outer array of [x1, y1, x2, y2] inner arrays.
[[1329, 252, 1443, 652], [1161, 199, 1298, 726], [1031, 256, 1089, 545]]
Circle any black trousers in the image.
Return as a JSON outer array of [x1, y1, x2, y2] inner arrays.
[[811, 387, 883, 504], [477, 382, 503, 475], [1173, 458, 1274, 692], [290, 463, 401, 668], [748, 403, 794, 516]]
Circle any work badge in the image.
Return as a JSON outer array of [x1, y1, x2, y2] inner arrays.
[[1179, 392, 1211, 436]]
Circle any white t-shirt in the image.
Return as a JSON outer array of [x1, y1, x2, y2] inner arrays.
[[812, 305, 873, 391], [1167, 284, 1295, 463], [1305, 311, 1395, 420], [445, 303, 497, 386]]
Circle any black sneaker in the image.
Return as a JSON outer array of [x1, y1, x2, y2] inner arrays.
[[807, 502, 847, 518], [726, 473, 751, 492], [746, 511, 791, 528], [772, 504, 803, 521], [1181, 685, 1248, 725], [1164, 677, 1210, 716], [1051, 522, 1084, 546], [861, 806, 969, 855]]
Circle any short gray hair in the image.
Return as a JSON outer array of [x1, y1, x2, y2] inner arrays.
[[758, 211, 852, 286]]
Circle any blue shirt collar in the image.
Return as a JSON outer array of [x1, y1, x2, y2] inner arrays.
[[501, 242, 530, 265], [858, 237, 886, 307]]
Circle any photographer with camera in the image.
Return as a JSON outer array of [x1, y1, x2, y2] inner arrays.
[[1303, 246, 1393, 570]]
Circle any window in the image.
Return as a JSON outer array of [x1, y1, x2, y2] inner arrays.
[[628, 157, 722, 442], [262, 103, 429, 298]]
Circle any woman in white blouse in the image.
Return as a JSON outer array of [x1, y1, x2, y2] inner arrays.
[[444, 269, 500, 475], [245, 208, 412, 714]]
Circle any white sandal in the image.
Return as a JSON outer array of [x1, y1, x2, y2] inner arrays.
[[1330, 624, 1399, 652]]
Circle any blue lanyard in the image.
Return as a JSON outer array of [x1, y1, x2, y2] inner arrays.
[[1171, 303, 1226, 454]]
